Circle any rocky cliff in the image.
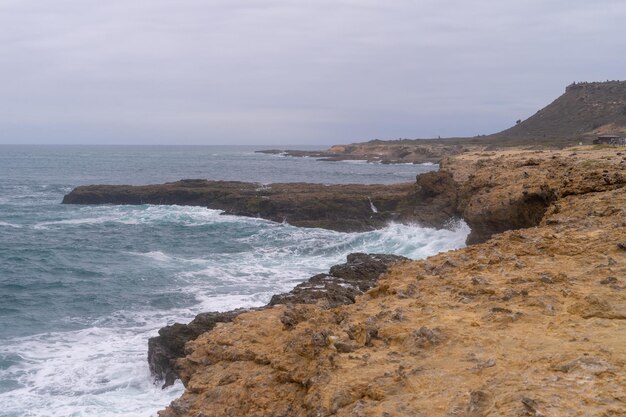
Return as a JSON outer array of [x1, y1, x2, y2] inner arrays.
[[157, 147, 625, 417]]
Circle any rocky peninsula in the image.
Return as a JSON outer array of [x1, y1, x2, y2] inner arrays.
[[62, 173, 460, 234], [63, 145, 625, 416]]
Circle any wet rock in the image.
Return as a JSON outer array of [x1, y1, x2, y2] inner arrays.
[[270, 253, 408, 307], [148, 310, 245, 388], [62, 180, 451, 232]]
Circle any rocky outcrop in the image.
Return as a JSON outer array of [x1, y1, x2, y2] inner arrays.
[[149, 310, 246, 388], [62, 180, 453, 232], [269, 253, 408, 308], [158, 148, 626, 417], [447, 148, 626, 243], [257, 142, 467, 164], [411, 170, 459, 226], [148, 253, 408, 387], [63, 148, 625, 246]]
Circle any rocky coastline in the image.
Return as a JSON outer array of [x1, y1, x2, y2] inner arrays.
[[63, 145, 625, 415], [61, 173, 461, 234], [154, 147, 623, 417], [255, 142, 467, 165], [148, 253, 409, 389]]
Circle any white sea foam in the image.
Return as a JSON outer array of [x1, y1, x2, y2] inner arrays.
[[0, 322, 184, 417], [33, 205, 274, 230], [0, 289, 283, 417], [173, 220, 470, 307], [340, 159, 369, 164], [1, 211, 469, 417], [0, 221, 22, 228]]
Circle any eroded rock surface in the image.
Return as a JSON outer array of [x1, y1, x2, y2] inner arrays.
[[448, 148, 626, 243], [158, 148, 626, 417], [148, 253, 408, 387], [269, 253, 408, 307]]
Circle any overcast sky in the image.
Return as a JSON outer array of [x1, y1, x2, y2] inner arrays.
[[1, 0, 625, 145]]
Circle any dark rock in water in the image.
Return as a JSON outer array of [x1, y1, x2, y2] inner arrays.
[[149, 253, 408, 387], [148, 309, 245, 388], [411, 171, 460, 227], [269, 253, 408, 307], [62, 180, 453, 232]]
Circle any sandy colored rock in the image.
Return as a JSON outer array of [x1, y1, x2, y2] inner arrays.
[[148, 253, 408, 387], [448, 147, 625, 243], [159, 148, 626, 417]]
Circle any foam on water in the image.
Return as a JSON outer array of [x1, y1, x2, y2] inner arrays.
[[0, 146, 452, 417], [0, 209, 469, 417], [0, 222, 22, 229], [33, 205, 264, 230], [0, 321, 184, 417], [340, 159, 369, 164]]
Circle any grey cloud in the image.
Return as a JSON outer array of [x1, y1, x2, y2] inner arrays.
[[1, 0, 625, 144]]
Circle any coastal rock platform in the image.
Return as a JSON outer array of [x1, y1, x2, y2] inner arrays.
[[156, 147, 625, 417], [62, 177, 461, 233]]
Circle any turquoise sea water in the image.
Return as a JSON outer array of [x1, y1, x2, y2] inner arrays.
[[0, 146, 468, 417]]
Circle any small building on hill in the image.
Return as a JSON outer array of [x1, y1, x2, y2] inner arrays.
[[593, 135, 626, 145]]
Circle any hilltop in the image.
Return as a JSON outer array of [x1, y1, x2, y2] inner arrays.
[[259, 81, 626, 163], [489, 80, 626, 146]]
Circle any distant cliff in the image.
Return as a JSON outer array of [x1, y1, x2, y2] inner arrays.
[[492, 80, 626, 142], [263, 80, 626, 160]]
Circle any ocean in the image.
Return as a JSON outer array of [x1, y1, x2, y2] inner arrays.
[[0, 145, 469, 417]]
